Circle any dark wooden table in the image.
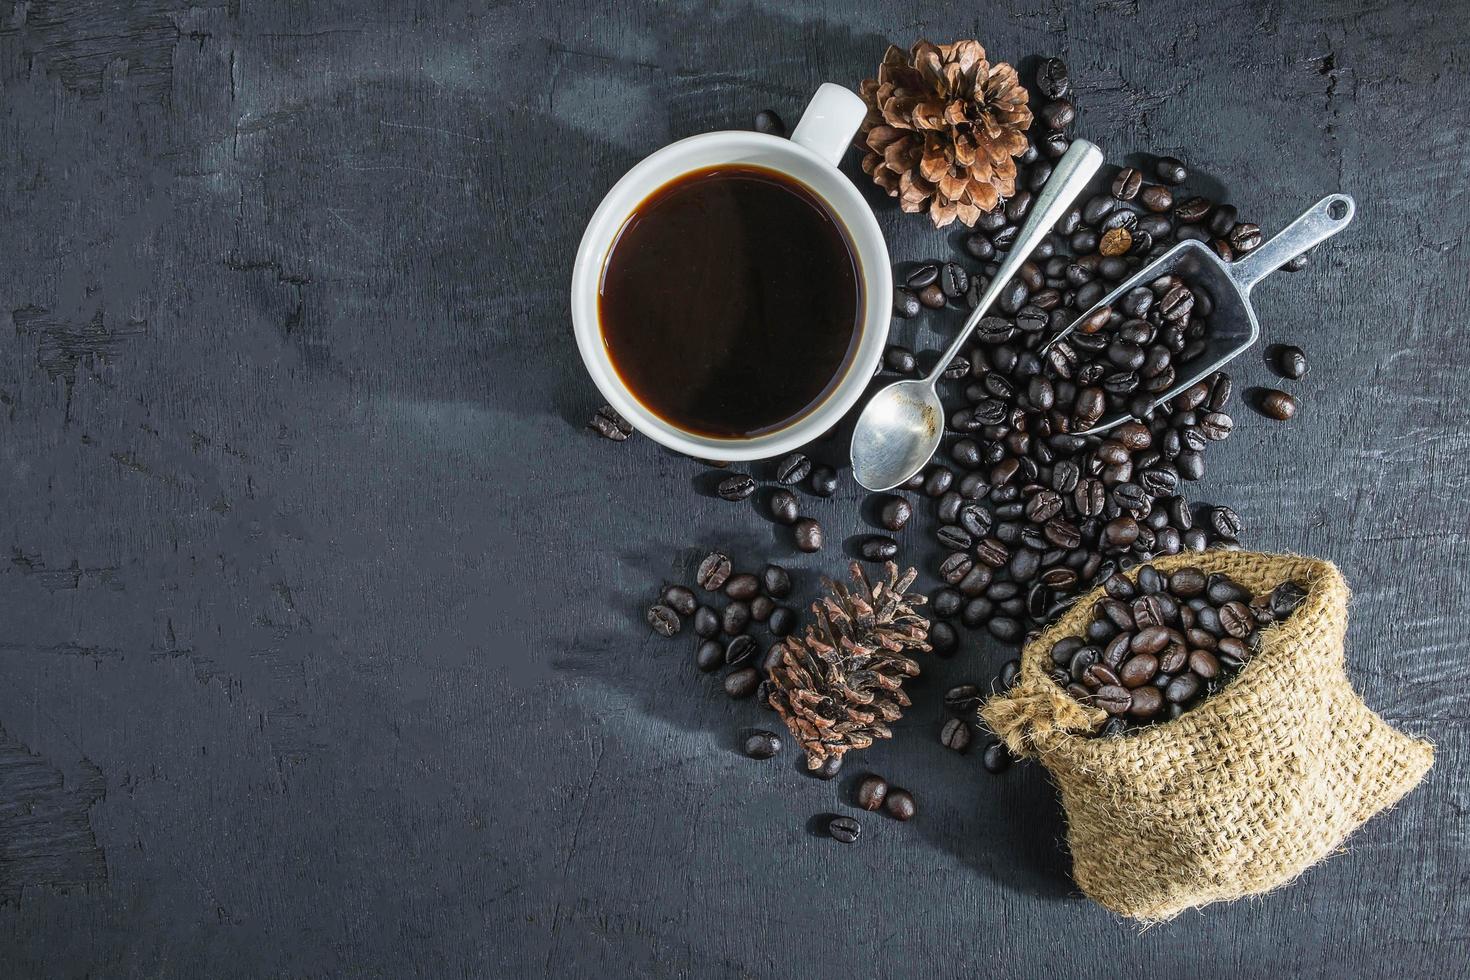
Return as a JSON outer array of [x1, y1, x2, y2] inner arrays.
[[3, 1, 1467, 976]]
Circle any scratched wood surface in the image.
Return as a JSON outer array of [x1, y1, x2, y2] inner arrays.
[[2, 1, 1467, 976]]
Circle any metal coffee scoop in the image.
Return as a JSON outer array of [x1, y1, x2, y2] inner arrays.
[[849, 140, 1105, 491], [1041, 194, 1355, 435]]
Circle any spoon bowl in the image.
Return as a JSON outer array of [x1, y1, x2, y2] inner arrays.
[[849, 379, 945, 492]]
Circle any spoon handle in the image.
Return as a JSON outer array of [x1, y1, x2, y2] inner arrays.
[[924, 139, 1105, 384]]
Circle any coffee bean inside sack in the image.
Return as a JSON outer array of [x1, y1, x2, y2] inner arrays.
[[1046, 564, 1307, 734]]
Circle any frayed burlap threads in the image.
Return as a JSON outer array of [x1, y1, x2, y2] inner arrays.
[[980, 551, 1434, 922]]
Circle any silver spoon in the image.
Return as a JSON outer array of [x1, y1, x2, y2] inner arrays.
[[850, 139, 1105, 491]]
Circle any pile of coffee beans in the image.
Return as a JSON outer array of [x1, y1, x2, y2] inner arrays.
[[877, 55, 1312, 651], [1047, 563, 1308, 734], [646, 551, 807, 712]]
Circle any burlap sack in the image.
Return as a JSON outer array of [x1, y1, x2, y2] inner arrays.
[[980, 550, 1433, 922]]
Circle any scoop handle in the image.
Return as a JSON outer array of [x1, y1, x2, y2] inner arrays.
[[1229, 194, 1355, 292], [925, 139, 1105, 384]]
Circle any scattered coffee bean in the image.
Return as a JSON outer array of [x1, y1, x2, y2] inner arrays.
[[722, 602, 750, 636], [857, 774, 888, 811], [768, 605, 795, 637], [860, 535, 899, 562], [588, 403, 634, 441], [646, 604, 680, 637], [884, 788, 916, 821], [794, 518, 824, 552], [696, 552, 732, 591], [982, 741, 1013, 774], [809, 754, 843, 780], [918, 283, 946, 309], [753, 108, 786, 136], [828, 815, 862, 843], [724, 667, 760, 699], [662, 585, 697, 616], [695, 639, 723, 672], [770, 488, 800, 525], [809, 465, 838, 497], [776, 452, 812, 485], [762, 563, 792, 598], [878, 494, 912, 531], [893, 287, 921, 318], [725, 573, 759, 601], [1155, 156, 1188, 185], [1257, 388, 1298, 421], [941, 717, 972, 752], [1275, 345, 1309, 380], [693, 606, 720, 638], [885, 345, 917, 374], [743, 729, 781, 758]]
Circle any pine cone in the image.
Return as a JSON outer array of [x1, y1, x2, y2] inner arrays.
[[857, 40, 1032, 228], [768, 562, 931, 770]]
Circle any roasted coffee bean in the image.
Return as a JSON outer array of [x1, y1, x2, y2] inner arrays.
[[768, 605, 795, 637], [646, 604, 680, 637], [1165, 673, 1201, 704], [1041, 98, 1075, 129], [725, 573, 760, 601], [965, 233, 996, 261], [976, 537, 1010, 568], [1036, 57, 1070, 99], [1139, 184, 1173, 212], [941, 717, 972, 752], [776, 452, 812, 485], [743, 729, 781, 758], [1095, 684, 1132, 715], [884, 788, 917, 821], [662, 585, 698, 617], [1100, 228, 1132, 257], [918, 282, 947, 309], [893, 287, 922, 318], [878, 494, 913, 531], [753, 108, 786, 136], [1219, 601, 1254, 638], [989, 616, 1023, 642], [1198, 411, 1233, 441], [750, 594, 774, 623], [723, 602, 750, 636], [860, 535, 899, 562], [945, 684, 981, 715], [1271, 581, 1309, 619], [982, 741, 1013, 774], [941, 261, 970, 299], [808, 465, 839, 497], [1258, 388, 1298, 421], [828, 815, 861, 844], [960, 504, 994, 538], [1229, 222, 1263, 253], [695, 639, 723, 672], [1120, 653, 1158, 687], [717, 473, 756, 501], [1129, 684, 1164, 718], [588, 404, 634, 441], [936, 525, 973, 551], [762, 563, 792, 598], [1275, 345, 1309, 380], [999, 658, 1021, 690], [924, 466, 955, 497], [1175, 195, 1212, 223], [929, 621, 958, 656], [1112, 167, 1143, 201], [937, 490, 964, 523], [857, 775, 889, 811], [724, 667, 760, 699], [1209, 506, 1242, 540], [793, 518, 824, 552], [1102, 516, 1140, 549], [906, 263, 940, 289], [696, 552, 732, 591], [1169, 566, 1207, 597], [693, 606, 720, 638], [724, 634, 758, 667], [770, 488, 800, 525], [1155, 156, 1188, 185], [1189, 649, 1221, 679]]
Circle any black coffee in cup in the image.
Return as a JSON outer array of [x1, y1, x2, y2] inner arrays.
[[598, 164, 863, 438]]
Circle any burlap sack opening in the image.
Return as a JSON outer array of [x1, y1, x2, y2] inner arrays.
[[980, 550, 1434, 922]]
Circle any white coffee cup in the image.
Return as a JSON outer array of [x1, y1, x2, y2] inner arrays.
[[570, 84, 891, 461]]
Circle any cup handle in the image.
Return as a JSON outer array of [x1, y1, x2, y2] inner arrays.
[[789, 83, 868, 167]]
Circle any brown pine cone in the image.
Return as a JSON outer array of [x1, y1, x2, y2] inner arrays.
[[767, 562, 931, 770], [858, 40, 1032, 228]]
